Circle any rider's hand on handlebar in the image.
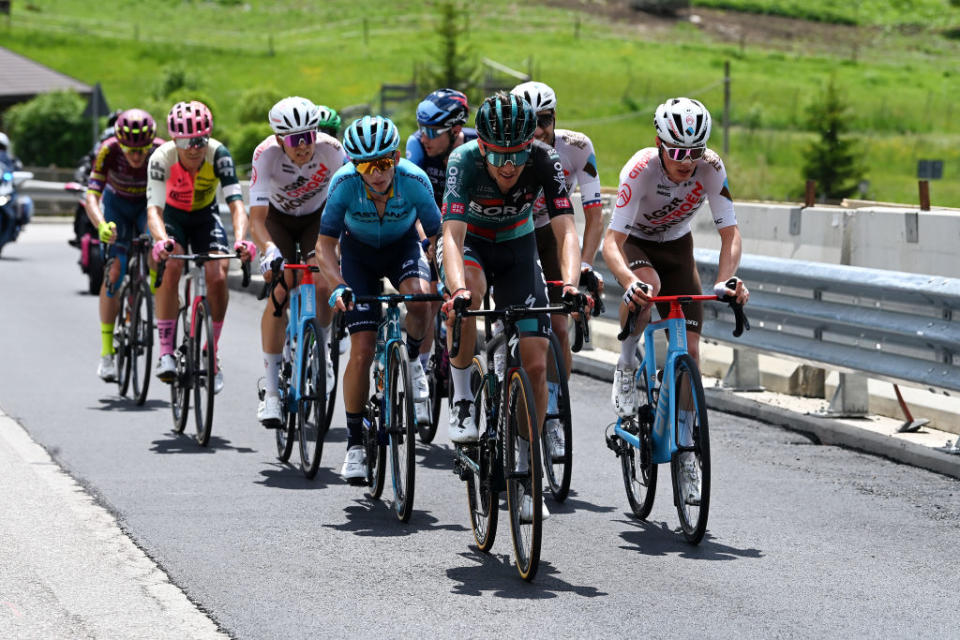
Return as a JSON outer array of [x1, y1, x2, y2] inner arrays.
[[152, 238, 174, 262], [234, 240, 257, 263], [441, 288, 471, 324], [622, 279, 650, 311], [581, 262, 604, 293], [259, 245, 283, 279], [328, 283, 353, 312], [714, 277, 749, 305], [97, 221, 117, 244]]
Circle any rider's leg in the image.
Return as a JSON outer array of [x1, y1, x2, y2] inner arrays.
[[343, 331, 376, 447], [261, 269, 292, 397], [447, 265, 486, 402], [518, 336, 549, 434]]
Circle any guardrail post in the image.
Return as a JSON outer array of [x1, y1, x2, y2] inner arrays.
[[822, 373, 869, 418], [722, 348, 763, 391]]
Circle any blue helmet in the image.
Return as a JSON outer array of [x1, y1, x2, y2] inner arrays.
[[342, 115, 400, 162], [416, 89, 469, 129]]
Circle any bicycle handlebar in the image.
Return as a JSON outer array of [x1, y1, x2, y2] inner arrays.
[[617, 291, 750, 341], [258, 260, 323, 316], [154, 250, 251, 290]]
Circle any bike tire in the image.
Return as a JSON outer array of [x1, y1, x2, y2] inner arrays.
[[670, 353, 710, 544], [191, 299, 216, 447], [621, 366, 658, 519], [387, 342, 416, 521], [420, 310, 447, 444], [298, 319, 328, 479], [114, 283, 132, 397], [465, 355, 498, 552], [170, 308, 190, 434], [88, 247, 104, 296], [275, 336, 295, 462], [541, 332, 572, 502], [322, 314, 342, 441], [366, 400, 388, 500], [131, 280, 153, 406], [504, 367, 542, 582]]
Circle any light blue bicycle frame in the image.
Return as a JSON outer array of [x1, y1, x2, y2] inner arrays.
[[282, 265, 318, 415]]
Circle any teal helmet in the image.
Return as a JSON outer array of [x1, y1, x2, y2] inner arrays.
[[342, 115, 399, 162], [474, 93, 536, 149]]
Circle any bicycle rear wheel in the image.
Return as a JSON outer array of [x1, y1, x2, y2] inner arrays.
[[191, 299, 216, 447], [541, 332, 572, 502], [170, 309, 190, 434], [130, 280, 153, 406], [298, 319, 328, 479], [465, 356, 498, 551], [504, 367, 542, 582], [621, 367, 657, 519], [387, 342, 416, 521], [669, 354, 710, 544], [114, 283, 132, 397]]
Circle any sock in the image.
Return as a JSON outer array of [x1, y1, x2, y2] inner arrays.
[[618, 333, 641, 369], [213, 321, 224, 353], [157, 319, 175, 356], [148, 268, 158, 294], [263, 353, 282, 395], [451, 364, 473, 403], [101, 323, 115, 356], [419, 352, 429, 369], [406, 334, 423, 361], [346, 411, 364, 448]]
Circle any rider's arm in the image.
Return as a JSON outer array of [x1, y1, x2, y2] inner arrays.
[[84, 142, 113, 227], [146, 205, 168, 243], [601, 228, 636, 290], [538, 145, 579, 293], [573, 137, 604, 267], [441, 219, 468, 293], [316, 234, 343, 291], [249, 205, 271, 251], [550, 214, 581, 290], [145, 148, 171, 244], [315, 167, 351, 289], [212, 144, 247, 242]]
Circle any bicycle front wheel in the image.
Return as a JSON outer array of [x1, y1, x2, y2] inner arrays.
[[275, 337, 295, 462], [622, 367, 657, 519], [669, 354, 710, 544], [130, 280, 153, 406], [541, 332, 572, 502], [387, 342, 416, 521], [465, 356, 497, 551], [322, 313, 342, 441], [114, 283, 132, 397], [170, 309, 190, 434], [504, 367, 542, 582], [297, 320, 328, 479], [191, 299, 216, 447], [365, 400, 387, 499]]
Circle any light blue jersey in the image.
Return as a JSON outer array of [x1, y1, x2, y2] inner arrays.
[[319, 158, 441, 248]]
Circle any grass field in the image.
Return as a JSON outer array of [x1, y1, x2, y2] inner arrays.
[[3, 0, 959, 206]]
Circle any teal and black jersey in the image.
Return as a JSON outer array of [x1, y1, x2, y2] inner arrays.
[[441, 139, 574, 243]]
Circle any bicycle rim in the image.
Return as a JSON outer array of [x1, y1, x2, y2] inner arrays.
[[171, 310, 189, 434], [670, 354, 710, 544], [541, 333, 572, 502], [505, 368, 542, 582], [465, 356, 498, 551], [298, 321, 327, 478], [388, 343, 416, 521], [192, 300, 215, 446], [366, 400, 387, 499], [114, 284, 132, 396], [131, 282, 153, 405]]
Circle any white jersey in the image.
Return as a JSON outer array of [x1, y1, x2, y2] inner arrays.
[[608, 147, 737, 242], [248, 133, 347, 216], [532, 128, 602, 229]]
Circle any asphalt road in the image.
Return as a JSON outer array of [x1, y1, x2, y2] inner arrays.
[[2, 223, 958, 638]]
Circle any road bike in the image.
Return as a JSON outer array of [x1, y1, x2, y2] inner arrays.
[[156, 252, 250, 446], [449, 292, 588, 581], [606, 283, 748, 543], [110, 233, 154, 405], [334, 288, 443, 522], [259, 258, 330, 478]]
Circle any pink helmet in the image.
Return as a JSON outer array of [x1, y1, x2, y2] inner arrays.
[[115, 109, 157, 147], [167, 101, 212, 138]]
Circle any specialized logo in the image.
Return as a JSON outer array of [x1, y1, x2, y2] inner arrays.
[[524, 293, 536, 307], [616, 184, 632, 208]]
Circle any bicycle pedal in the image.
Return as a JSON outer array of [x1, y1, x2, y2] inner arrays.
[[347, 477, 366, 487]]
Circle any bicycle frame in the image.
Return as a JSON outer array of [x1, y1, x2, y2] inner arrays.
[[281, 265, 318, 415]]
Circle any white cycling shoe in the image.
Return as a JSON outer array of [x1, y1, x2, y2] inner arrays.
[[257, 394, 282, 428], [341, 445, 367, 481], [155, 353, 177, 383], [448, 399, 478, 443], [98, 354, 117, 382], [408, 358, 430, 402], [545, 419, 565, 459], [679, 452, 701, 506], [612, 366, 637, 417], [520, 494, 551, 523]]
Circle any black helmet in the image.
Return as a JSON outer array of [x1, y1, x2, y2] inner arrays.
[[474, 93, 536, 149]]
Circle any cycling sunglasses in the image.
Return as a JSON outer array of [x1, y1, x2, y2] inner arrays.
[[354, 155, 396, 175], [119, 142, 152, 154], [174, 135, 210, 150], [536, 111, 555, 128], [419, 125, 451, 140], [661, 144, 706, 162], [480, 140, 531, 168], [281, 130, 317, 148]]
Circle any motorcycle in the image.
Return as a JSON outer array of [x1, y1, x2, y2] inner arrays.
[[0, 168, 34, 257], [65, 181, 104, 295]]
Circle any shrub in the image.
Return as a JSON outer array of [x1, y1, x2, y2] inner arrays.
[[801, 78, 866, 201], [228, 122, 273, 176], [3, 91, 90, 167], [236, 87, 284, 125]]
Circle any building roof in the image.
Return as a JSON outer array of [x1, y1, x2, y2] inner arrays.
[[0, 46, 91, 106]]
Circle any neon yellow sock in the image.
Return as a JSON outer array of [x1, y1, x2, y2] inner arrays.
[[149, 268, 158, 294], [101, 323, 115, 356]]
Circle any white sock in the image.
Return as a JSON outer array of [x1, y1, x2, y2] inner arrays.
[[419, 352, 429, 369], [618, 333, 641, 369], [263, 353, 282, 395], [451, 364, 473, 403]]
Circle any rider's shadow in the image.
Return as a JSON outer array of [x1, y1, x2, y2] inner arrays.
[[91, 397, 168, 412], [322, 498, 467, 537], [616, 516, 764, 561], [546, 490, 618, 515], [149, 434, 256, 454], [255, 463, 341, 489], [416, 443, 455, 471], [446, 550, 608, 599]]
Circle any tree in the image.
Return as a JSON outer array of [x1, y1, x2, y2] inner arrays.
[[419, 2, 480, 100], [801, 78, 866, 201], [3, 91, 90, 167]]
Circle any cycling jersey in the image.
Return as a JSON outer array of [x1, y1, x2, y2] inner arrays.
[[319, 158, 440, 248], [608, 147, 737, 242], [404, 127, 478, 205], [146, 139, 243, 213], [531, 128, 602, 229], [248, 133, 347, 216], [87, 136, 164, 200], [442, 139, 573, 243]]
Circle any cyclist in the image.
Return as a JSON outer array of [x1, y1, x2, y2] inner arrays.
[[250, 96, 347, 427], [602, 97, 749, 504], [316, 105, 341, 139], [511, 80, 604, 459], [405, 88, 478, 413], [317, 115, 440, 482], [82, 109, 164, 382], [146, 100, 255, 394], [440, 92, 582, 520]]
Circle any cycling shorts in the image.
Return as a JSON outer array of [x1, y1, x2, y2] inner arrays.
[[102, 189, 148, 261], [623, 232, 702, 332], [340, 229, 430, 334], [265, 203, 322, 262], [162, 203, 230, 254], [439, 231, 549, 338], [534, 224, 562, 303]]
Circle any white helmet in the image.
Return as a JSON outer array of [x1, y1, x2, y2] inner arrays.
[[268, 96, 320, 135], [654, 97, 712, 147], [0, 132, 9, 150], [511, 81, 557, 113]]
